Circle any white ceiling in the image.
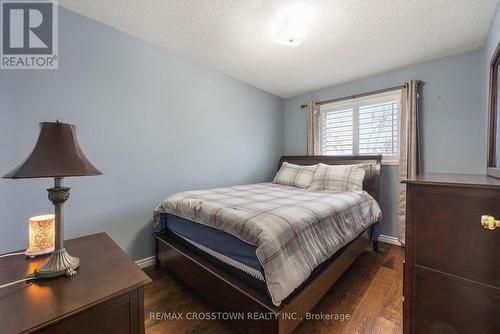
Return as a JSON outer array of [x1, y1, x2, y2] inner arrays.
[[58, 0, 499, 98]]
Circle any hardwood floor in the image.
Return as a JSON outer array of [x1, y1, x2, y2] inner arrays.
[[143, 242, 403, 334]]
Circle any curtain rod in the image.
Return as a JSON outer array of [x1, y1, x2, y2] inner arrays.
[[299, 81, 424, 109]]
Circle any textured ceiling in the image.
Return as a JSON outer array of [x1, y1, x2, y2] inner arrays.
[[58, 0, 499, 98]]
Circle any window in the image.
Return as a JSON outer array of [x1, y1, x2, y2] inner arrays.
[[320, 90, 401, 162]]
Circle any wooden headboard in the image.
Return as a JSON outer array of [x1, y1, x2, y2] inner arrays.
[[278, 155, 382, 202]]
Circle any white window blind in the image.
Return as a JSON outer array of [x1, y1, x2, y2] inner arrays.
[[320, 90, 401, 161], [322, 105, 354, 155]]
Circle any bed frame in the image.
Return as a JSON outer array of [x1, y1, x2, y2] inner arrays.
[[155, 155, 382, 334]]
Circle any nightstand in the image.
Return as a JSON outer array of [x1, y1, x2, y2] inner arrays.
[[0, 233, 152, 334]]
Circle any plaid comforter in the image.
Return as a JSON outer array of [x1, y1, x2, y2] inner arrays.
[[153, 183, 381, 305]]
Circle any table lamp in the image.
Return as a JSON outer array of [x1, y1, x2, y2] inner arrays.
[[3, 121, 102, 278]]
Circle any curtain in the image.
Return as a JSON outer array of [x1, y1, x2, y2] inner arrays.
[[398, 80, 421, 245], [307, 101, 321, 155]]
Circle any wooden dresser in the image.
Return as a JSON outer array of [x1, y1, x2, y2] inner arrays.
[[403, 174, 500, 334], [0, 233, 151, 334]]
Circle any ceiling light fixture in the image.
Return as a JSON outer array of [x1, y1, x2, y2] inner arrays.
[[270, 2, 316, 46]]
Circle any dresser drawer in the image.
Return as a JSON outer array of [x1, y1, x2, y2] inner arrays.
[[410, 184, 500, 287], [34, 292, 137, 334], [414, 266, 500, 334]]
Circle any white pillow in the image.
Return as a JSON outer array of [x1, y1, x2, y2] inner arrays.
[[273, 162, 318, 188], [309, 163, 366, 193]]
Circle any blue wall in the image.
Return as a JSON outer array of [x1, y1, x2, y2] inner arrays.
[[0, 8, 283, 259], [283, 50, 485, 238]]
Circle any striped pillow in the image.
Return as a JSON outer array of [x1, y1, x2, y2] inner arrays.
[[309, 163, 366, 193], [273, 162, 318, 188]]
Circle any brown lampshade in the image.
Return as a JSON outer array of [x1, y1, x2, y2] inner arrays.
[[3, 121, 102, 179]]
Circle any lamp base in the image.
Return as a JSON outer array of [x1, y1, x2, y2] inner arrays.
[[34, 248, 79, 278]]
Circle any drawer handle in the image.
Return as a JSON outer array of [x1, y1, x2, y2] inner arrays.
[[481, 215, 500, 230]]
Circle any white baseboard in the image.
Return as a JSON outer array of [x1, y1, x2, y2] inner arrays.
[[135, 256, 156, 269], [378, 234, 402, 246]]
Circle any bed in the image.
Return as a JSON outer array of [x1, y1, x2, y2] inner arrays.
[[153, 155, 382, 334]]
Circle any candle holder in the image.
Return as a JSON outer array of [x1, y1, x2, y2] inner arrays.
[[25, 214, 55, 258]]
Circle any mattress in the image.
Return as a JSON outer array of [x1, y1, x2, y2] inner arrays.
[[164, 213, 380, 284], [163, 214, 261, 271]]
